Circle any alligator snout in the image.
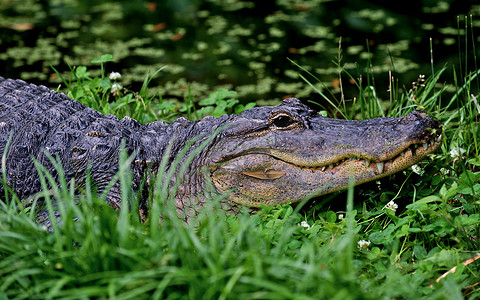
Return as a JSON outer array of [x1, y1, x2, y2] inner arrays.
[[402, 110, 442, 142]]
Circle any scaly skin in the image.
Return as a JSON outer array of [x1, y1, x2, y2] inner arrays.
[[0, 77, 443, 221]]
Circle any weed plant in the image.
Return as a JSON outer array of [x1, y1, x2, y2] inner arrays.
[[1, 40, 480, 298]]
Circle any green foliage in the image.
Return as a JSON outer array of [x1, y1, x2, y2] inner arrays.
[[1, 154, 478, 298], [52, 56, 160, 124], [52, 55, 256, 124], [196, 89, 256, 118]]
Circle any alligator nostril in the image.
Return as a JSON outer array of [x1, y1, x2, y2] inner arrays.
[[403, 110, 428, 122]]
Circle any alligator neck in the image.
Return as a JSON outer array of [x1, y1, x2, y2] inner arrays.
[[136, 115, 237, 219]]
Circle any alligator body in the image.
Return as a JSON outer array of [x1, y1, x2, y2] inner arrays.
[[0, 77, 443, 220]]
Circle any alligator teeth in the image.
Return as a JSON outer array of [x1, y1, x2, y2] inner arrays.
[[376, 162, 384, 174], [316, 135, 442, 175]]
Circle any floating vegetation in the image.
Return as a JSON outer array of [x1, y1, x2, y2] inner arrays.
[[0, 0, 479, 107]]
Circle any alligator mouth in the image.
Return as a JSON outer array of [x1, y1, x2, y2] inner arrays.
[[301, 133, 444, 176], [221, 132, 443, 176], [211, 132, 443, 206]]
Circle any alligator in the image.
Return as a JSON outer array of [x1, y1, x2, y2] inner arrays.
[[0, 77, 443, 221]]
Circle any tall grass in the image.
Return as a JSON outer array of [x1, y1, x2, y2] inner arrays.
[[3, 154, 475, 298]]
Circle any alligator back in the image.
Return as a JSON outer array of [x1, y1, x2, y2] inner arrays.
[[0, 77, 144, 206]]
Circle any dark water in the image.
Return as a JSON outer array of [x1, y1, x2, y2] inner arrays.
[[1, 0, 479, 108]]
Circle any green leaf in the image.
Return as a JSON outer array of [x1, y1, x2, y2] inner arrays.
[[458, 170, 479, 186], [100, 77, 111, 92], [366, 247, 382, 260], [445, 182, 459, 199], [244, 102, 256, 110], [234, 102, 256, 114], [287, 239, 302, 250], [369, 231, 387, 245], [454, 214, 480, 227], [458, 183, 480, 195], [467, 157, 480, 166], [395, 224, 409, 238], [224, 98, 239, 108], [422, 224, 436, 232], [406, 195, 441, 210], [439, 184, 448, 199], [75, 66, 89, 79], [199, 89, 237, 106], [426, 249, 460, 267], [324, 211, 337, 223], [91, 54, 113, 64], [213, 105, 227, 117], [413, 245, 427, 259], [155, 101, 177, 112], [431, 175, 443, 185]]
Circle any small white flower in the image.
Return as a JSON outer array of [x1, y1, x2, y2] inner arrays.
[[440, 168, 450, 176], [111, 83, 123, 95], [450, 147, 465, 159], [384, 200, 398, 212], [338, 214, 344, 220], [411, 164, 424, 176], [299, 221, 311, 230], [357, 239, 371, 249], [109, 72, 122, 80]]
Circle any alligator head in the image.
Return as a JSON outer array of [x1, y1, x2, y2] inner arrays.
[[209, 98, 442, 206]]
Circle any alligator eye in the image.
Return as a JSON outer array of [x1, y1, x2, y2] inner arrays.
[[272, 114, 295, 128]]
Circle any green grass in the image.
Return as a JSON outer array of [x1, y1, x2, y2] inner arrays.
[[1, 46, 480, 299]]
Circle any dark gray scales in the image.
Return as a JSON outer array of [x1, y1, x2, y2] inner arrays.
[[0, 78, 184, 212]]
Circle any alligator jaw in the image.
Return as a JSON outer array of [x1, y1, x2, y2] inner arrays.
[[212, 132, 442, 206], [286, 131, 444, 174], [311, 132, 443, 179]]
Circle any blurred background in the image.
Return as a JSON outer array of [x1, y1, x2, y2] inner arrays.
[[1, 0, 479, 108]]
